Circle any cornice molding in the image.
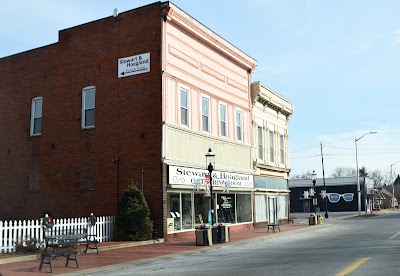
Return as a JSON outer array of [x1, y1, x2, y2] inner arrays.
[[255, 162, 291, 173], [256, 95, 292, 118], [165, 3, 257, 71]]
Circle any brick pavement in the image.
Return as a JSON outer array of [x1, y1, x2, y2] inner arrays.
[[0, 224, 311, 275]]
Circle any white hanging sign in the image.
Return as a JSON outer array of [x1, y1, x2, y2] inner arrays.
[[118, 52, 150, 78]]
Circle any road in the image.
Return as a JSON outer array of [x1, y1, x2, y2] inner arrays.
[[89, 212, 400, 276]]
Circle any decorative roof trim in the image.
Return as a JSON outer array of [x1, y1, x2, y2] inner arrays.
[[164, 3, 257, 71]]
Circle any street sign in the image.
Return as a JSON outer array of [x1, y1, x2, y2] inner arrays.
[[118, 52, 150, 78]]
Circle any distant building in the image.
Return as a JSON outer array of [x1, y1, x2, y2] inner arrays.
[[378, 175, 400, 210], [289, 177, 366, 213]]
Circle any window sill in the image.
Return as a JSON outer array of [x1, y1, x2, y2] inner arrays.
[[81, 126, 95, 130]]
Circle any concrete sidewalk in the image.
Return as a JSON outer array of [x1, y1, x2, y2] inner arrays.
[[0, 223, 312, 275]]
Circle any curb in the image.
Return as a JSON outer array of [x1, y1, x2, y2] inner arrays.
[[0, 239, 164, 265]]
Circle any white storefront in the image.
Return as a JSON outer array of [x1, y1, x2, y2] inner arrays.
[[167, 165, 254, 233]]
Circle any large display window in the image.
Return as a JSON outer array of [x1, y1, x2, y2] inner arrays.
[[167, 191, 253, 233], [254, 193, 288, 224], [194, 194, 210, 226], [217, 194, 235, 224], [237, 193, 252, 223], [168, 193, 193, 231]]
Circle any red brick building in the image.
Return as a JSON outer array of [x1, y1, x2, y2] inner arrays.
[[0, 2, 257, 239]]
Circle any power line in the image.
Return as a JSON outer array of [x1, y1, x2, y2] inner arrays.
[[325, 145, 400, 151], [290, 154, 322, 159], [291, 151, 400, 159], [289, 144, 319, 154]]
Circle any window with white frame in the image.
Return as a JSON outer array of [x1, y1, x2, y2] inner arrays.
[[219, 103, 227, 137], [235, 109, 242, 141], [201, 96, 210, 132], [30, 97, 43, 136], [280, 134, 284, 164], [269, 130, 274, 162], [82, 87, 95, 128], [257, 126, 263, 159], [180, 86, 189, 126]]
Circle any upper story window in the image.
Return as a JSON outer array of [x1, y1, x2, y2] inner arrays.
[[219, 103, 227, 137], [235, 109, 242, 141], [30, 97, 43, 136], [180, 86, 189, 126], [201, 96, 210, 132], [280, 134, 284, 164], [257, 126, 264, 160], [82, 86, 95, 129], [269, 130, 274, 162]]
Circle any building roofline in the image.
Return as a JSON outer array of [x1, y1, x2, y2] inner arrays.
[[289, 177, 365, 188], [164, 1, 257, 71]]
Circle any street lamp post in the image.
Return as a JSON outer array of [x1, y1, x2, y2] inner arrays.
[[205, 148, 215, 226], [311, 170, 317, 213], [390, 161, 400, 210], [355, 131, 377, 216]]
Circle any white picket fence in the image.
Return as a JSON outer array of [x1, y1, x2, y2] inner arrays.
[[0, 216, 115, 253]]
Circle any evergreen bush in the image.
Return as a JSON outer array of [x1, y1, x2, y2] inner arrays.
[[113, 184, 153, 241], [14, 236, 40, 254]]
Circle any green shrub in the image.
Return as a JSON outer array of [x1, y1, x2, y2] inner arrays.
[[14, 236, 39, 254], [113, 184, 153, 241]]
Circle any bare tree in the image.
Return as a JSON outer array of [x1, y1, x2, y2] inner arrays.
[[330, 167, 357, 178], [290, 171, 312, 180], [369, 169, 384, 189]]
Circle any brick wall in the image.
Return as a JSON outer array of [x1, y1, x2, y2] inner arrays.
[[0, 3, 165, 236]]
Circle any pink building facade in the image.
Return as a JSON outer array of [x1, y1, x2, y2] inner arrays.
[[162, 4, 257, 239]]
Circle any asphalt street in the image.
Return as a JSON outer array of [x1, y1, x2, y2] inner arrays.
[[87, 211, 400, 276]]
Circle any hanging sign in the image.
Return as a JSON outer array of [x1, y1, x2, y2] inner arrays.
[[118, 52, 150, 78]]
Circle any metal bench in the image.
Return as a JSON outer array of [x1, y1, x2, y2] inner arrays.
[[267, 223, 280, 233], [39, 250, 79, 273], [44, 228, 99, 254]]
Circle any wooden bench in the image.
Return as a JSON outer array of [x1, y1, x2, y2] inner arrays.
[[267, 223, 280, 233], [39, 250, 79, 273]]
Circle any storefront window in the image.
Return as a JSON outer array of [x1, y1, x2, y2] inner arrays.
[[277, 195, 288, 219], [237, 194, 252, 223], [168, 191, 253, 232], [182, 193, 193, 229], [217, 194, 235, 224], [255, 194, 268, 222], [168, 193, 181, 231], [194, 194, 210, 226]]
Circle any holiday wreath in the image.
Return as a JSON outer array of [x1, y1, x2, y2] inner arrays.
[[88, 212, 97, 226], [41, 212, 54, 229]]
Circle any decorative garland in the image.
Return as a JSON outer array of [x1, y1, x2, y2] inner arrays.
[[88, 213, 97, 226], [42, 213, 54, 229]]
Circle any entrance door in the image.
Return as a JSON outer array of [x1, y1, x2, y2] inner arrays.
[[268, 197, 277, 224], [303, 200, 311, 213]]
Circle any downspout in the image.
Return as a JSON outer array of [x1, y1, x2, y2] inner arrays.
[[159, 2, 170, 239]]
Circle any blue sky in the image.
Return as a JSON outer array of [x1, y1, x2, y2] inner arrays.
[[1, 1, 400, 178]]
